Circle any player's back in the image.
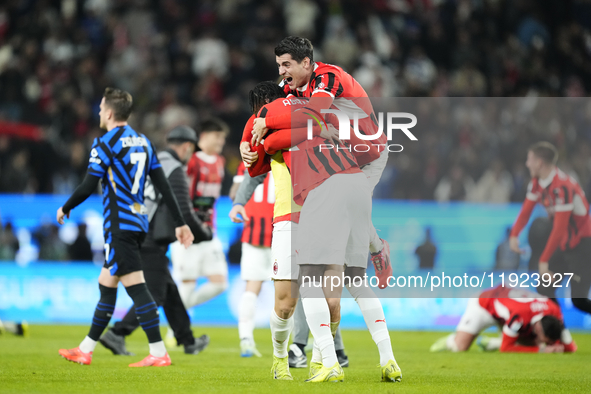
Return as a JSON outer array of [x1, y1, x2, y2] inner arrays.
[[89, 125, 158, 234], [187, 150, 225, 228]]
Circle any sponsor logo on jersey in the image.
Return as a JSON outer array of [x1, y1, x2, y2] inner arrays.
[[89, 148, 102, 164], [120, 136, 148, 148], [129, 203, 148, 215]]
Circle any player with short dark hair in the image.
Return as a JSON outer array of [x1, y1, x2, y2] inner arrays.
[[430, 286, 577, 353], [56, 87, 194, 367], [509, 141, 591, 315]]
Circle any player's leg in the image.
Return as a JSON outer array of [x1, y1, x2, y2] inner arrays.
[[430, 297, 496, 352], [171, 241, 203, 309], [184, 239, 229, 307], [566, 238, 591, 314], [289, 299, 310, 368]]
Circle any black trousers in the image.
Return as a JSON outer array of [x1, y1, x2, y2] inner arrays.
[[111, 247, 195, 346], [537, 237, 591, 315]]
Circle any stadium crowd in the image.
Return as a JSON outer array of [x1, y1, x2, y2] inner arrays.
[[1, 0, 591, 201]]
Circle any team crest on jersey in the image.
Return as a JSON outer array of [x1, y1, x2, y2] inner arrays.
[[273, 260, 278, 275], [317, 82, 325, 89]]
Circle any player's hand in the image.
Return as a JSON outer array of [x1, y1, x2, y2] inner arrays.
[[176, 225, 194, 248], [509, 236, 523, 254], [229, 204, 249, 223], [252, 118, 268, 146], [539, 262, 555, 282], [240, 141, 258, 167], [57, 207, 70, 225], [542, 343, 565, 353], [320, 124, 342, 146]]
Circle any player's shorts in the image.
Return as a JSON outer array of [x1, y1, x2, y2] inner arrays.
[[361, 148, 388, 193], [456, 298, 497, 335], [296, 172, 371, 268], [240, 242, 272, 281], [170, 237, 228, 281], [271, 221, 299, 280], [103, 230, 146, 277]]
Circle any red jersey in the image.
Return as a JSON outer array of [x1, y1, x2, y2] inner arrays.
[[236, 162, 274, 247], [511, 168, 591, 261], [186, 151, 225, 226], [267, 61, 387, 146], [257, 97, 363, 206], [478, 286, 574, 352]]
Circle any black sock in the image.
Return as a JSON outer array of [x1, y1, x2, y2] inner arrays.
[[125, 283, 162, 343], [572, 298, 591, 315], [88, 284, 117, 341]]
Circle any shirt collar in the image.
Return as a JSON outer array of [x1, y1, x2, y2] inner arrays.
[[538, 167, 556, 189]]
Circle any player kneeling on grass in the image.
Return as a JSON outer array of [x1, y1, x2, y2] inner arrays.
[[56, 88, 194, 367], [430, 285, 577, 353]]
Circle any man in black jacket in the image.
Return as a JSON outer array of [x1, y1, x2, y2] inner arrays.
[[100, 125, 213, 355]]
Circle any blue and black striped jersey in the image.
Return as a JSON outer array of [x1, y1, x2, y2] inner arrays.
[[88, 125, 160, 234]]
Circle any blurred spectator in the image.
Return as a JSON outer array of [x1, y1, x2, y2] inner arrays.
[[415, 228, 437, 270], [0, 221, 19, 261], [495, 227, 521, 271], [38, 224, 68, 261], [434, 165, 475, 202], [68, 223, 93, 262], [471, 160, 514, 203]]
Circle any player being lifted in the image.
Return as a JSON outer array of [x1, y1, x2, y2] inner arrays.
[[246, 36, 393, 288], [243, 81, 401, 383], [430, 285, 577, 353], [229, 162, 275, 357], [169, 119, 230, 333], [509, 142, 591, 315], [56, 88, 193, 367]]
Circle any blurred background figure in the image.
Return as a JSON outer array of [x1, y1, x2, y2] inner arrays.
[[37, 224, 68, 261], [494, 228, 521, 271], [68, 223, 93, 261], [415, 227, 437, 270], [0, 220, 19, 261]]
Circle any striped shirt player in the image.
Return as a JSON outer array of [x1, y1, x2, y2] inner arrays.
[[511, 142, 591, 310], [433, 286, 577, 353], [169, 118, 230, 314], [57, 87, 192, 367], [230, 160, 275, 356]]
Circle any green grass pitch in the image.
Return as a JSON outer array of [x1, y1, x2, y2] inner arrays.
[[0, 325, 589, 393]]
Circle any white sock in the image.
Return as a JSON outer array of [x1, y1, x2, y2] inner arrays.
[[165, 327, 175, 341], [485, 337, 502, 351], [369, 228, 382, 254], [301, 297, 338, 368], [270, 310, 293, 358], [238, 291, 258, 340], [311, 340, 322, 363], [355, 296, 395, 366], [149, 341, 167, 357], [179, 282, 195, 308], [446, 334, 459, 352], [188, 282, 227, 307], [79, 336, 97, 353]]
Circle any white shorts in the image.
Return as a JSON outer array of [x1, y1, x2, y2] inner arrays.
[[456, 298, 497, 335], [170, 238, 228, 281], [361, 148, 388, 193], [271, 221, 299, 280], [296, 172, 371, 268], [240, 242, 272, 281]]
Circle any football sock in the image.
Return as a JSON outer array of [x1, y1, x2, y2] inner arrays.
[[125, 283, 162, 345], [238, 291, 258, 340], [182, 282, 227, 308], [270, 310, 293, 358], [311, 340, 322, 364], [446, 334, 459, 352], [148, 341, 167, 357], [79, 336, 97, 353], [330, 321, 339, 338], [484, 337, 502, 351], [87, 284, 117, 341], [301, 297, 338, 368], [348, 285, 395, 366], [369, 228, 383, 254]]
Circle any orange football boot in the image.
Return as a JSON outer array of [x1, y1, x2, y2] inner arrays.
[[129, 353, 171, 367], [59, 347, 92, 365]]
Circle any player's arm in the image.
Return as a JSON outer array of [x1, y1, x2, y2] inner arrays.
[[58, 172, 101, 224], [240, 115, 259, 166], [509, 182, 538, 253], [230, 170, 266, 223], [263, 125, 322, 155], [167, 166, 212, 243]]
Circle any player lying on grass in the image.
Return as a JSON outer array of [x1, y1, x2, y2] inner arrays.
[[430, 285, 577, 353], [246, 36, 393, 289], [56, 88, 193, 367], [243, 82, 401, 383]]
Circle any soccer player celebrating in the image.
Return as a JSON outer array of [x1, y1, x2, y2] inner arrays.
[[169, 119, 230, 318], [246, 36, 392, 288], [56, 88, 193, 367], [229, 162, 274, 357], [244, 82, 401, 383], [509, 142, 591, 314], [430, 286, 577, 353]]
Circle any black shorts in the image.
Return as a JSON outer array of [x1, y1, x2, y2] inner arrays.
[[104, 231, 147, 277], [562, 237, 591, 298]]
